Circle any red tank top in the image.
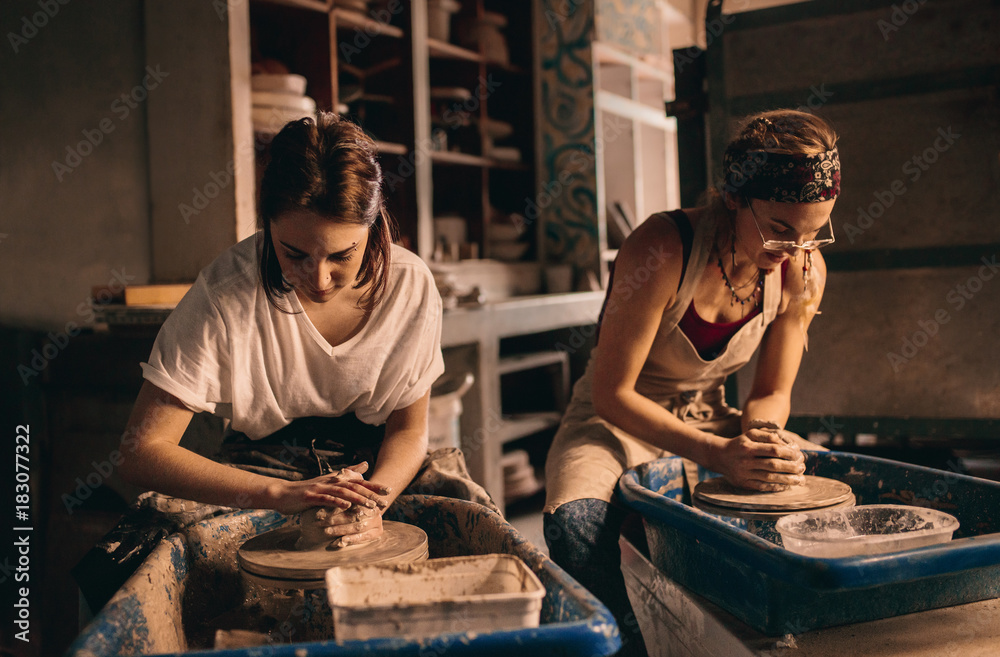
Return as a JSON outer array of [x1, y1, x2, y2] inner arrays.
[[673, 212, 787, 360], [596, 210, 787, 360]]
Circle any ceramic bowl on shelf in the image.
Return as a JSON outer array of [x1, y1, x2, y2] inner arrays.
[[251, 73, 307, 96], [430, 86, 473, 102], [480, 117, 514, 140], [487, 222, 523, 242], [489, 240, 529, 262], [251, 91, 316, 113], [433, 215, 467, 246]]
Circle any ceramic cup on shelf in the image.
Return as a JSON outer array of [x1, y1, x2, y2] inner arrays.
[[427, 0, 461, 42], [544, 264, 574, 294], [460, 11, 509, 65]]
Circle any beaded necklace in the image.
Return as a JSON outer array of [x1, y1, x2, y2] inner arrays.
[[716, 255, 764, 309]]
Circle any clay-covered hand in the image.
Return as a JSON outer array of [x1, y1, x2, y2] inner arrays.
[[271, 461, 392, 516], [713, 430, 805, 492], [296, 504, 384, 549]]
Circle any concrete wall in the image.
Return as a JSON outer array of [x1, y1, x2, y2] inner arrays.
[[664, 0, 807, 50], [0, 0, 152, 331], [723, 0, 1000, 419]]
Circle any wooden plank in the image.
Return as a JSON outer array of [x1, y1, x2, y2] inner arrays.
[[726, 0, 916, 32], [374, 140, 408, 155], [123, 284, 192, 306], [332, 7, 404, 38], [497, 412, 563, 444], [427, 38, 483, 62], [593, 41, 673, 83], [596, 90, 676, 129], [497, 350, 569, 376], [254, 0, 330, 12], [430, 150, 492, 167], [490, 291, 605, 338]]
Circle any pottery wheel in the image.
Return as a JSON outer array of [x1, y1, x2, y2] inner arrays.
[[693, 493, 856, 521], [693, 475, 853, 512], [238, 521, 428, 582]]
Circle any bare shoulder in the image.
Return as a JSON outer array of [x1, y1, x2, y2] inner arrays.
[[780, 248, 828, 314], [613, 210, 691, 308]]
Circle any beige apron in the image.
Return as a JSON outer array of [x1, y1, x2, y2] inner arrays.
[[544, 211, 792, 514]]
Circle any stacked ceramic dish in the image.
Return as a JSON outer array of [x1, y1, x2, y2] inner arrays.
[[487, 208, 528, 261], [481, 116, 520, 162], [501, 449, 543, 503], [251, 73, 316, 134]]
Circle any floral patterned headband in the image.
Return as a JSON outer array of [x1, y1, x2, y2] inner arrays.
[[722, 148, 841, 203]]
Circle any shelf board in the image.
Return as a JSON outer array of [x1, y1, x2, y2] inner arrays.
[[332, 8, 404, 38], [596, 90, 676, 130], [254, 0, 330, 11], [498, 350, 569, 376], [487, 157, 530, 171], [429, 151, 529, 170], [428, 39, 483, 62], [374, 141, 407, 155], [593, 41, 673, 83], [497, 412, 564, 444], [430, 151, 491, 167], [487, 61, 529, 76]]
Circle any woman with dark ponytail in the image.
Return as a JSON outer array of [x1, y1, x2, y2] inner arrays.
[[544, 110, 841, 655], [119, 113, 451, 547]]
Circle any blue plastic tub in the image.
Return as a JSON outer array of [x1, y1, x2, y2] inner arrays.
[[618, 452, 1000, 635], [67, 495, 620, 656]]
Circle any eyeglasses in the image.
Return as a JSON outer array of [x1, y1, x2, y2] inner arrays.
[[745, 198, 836, 252]]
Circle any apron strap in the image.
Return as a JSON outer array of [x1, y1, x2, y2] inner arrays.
[[659, 210, 716, 333]]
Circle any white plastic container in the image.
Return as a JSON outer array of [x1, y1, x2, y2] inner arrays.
[[428, 372, 474, 451], [326, 554, 545, 640], [776, 504, 959, 558]]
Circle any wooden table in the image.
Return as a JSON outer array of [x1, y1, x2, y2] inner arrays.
[[620, 536, 1000, 657], [441, 291, 605, 513]]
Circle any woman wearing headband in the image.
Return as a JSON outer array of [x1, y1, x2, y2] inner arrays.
[[543, 110, 840, 656]]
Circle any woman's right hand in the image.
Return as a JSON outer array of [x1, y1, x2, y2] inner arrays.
[[270, 462, 391, 516], [296, 504, 384, 549], [710, 430, 806, 491]]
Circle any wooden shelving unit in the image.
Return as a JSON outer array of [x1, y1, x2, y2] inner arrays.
[[243, 0, 537, 260], [332, 7, 405, 38], [591, 38, 680, 283], [427, 38, 483, 62], [496, 412, 564, 445]]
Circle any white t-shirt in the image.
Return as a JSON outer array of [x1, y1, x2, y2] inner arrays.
[[141, 236, 445, 439]]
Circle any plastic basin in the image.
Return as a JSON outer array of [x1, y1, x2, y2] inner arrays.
[[618, 452, 1000, 635], [66, 496, 620, 656], [776, 504, 959, 558]]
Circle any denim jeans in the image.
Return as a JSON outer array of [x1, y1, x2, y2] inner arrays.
[[544, 499, 648, 657]]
